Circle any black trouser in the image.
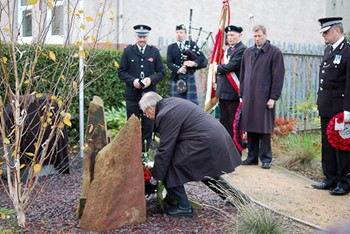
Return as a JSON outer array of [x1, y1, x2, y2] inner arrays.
[[321, 117, 350, 190], [166, 186, 191, 208], [219, 100, 240, 139], [201, 176, 238, 201], [126, 99, 154, 152], [246, 132, 272, 163]]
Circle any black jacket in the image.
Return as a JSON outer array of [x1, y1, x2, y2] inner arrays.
[[317, 38, 350, 117], [118, 44, 165, 100], [216, 41, 247, 100], [166, 40, 207, 80]]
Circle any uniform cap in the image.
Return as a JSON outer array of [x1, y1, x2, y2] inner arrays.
[[225, 25, 243, 33], [134, 24, 151, 36], [318, 17, 343, 33]]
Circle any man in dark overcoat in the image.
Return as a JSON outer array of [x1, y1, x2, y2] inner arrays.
[[216, 25, 247, 140], [311, 17, 350, 196], [240, 25, 285, 169], [139, 92, 241, 217], [166, 24, 207, 104], [118, 25, 165, 152]]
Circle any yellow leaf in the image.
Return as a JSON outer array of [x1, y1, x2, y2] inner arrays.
[[34, 164, 42, 173], [41, 78, 47, 82], [105, 41, 111, 46], [49, 51, 56, 61], [83, 36, 90, 41], [24, 80, 29, 84], [58, 99, 63, 107], [65, 113, 71, 119], [8, 128, 15, 137], [86, 16, 94, 22], [80, 24, 86, 30], [63, 118, 72, 127], [3, 28, 10, 33], [19, 164, 26, 169], [78, 10, 84, 14], [36, 93, 43, 98], [0, 161, 3, 165], [79, 50, 85, 58], [3, 138, 10, 144], [26, 0, 38, 5], [58, 122, 65, 129], [2, 57, 8, 63], [68, 8, 72, 14], [25, 152, 35, 157], [47, 1, 53, 10], [0, 169, 2, 175], [76, 41, 82, 47], [98, 13, 103, 17], [51, 95, 57, 100], [91, 35, 97, 43], [114, 61, 119, 68], [60, 75, 65, 80], [12, 150, 16, 156]]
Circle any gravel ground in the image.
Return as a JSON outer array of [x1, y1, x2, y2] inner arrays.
[[0, 157, 314, 234]]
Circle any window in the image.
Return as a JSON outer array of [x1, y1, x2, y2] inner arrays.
[[51, 5, 64, 35], [19, 1, 33, 39]]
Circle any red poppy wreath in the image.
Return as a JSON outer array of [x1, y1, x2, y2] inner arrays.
[[326, 112, 350, 151]]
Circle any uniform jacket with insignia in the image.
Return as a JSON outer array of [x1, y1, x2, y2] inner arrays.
[[166, 40, 206, 80], [118, 44, 165, 99], [216, 41, 247, 100], [317, 38, 350, 117]]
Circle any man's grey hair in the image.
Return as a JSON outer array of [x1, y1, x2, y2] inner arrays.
[[139, 91, 163, 112], [333, 24, 344, 34], [253, 25, 267, 35]]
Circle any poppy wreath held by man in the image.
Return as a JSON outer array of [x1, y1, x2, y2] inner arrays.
[[326, 112, 350, 151]]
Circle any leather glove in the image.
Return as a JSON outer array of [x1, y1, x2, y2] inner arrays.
[[344, 111, 350, 123]]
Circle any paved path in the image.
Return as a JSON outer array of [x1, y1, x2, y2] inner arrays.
[[223, 164, 350, 229]]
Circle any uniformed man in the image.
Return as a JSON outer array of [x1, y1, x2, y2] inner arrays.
[[166, 24, 207, 104], [311, 17, 350, 195], [215, 25, 247, 141], [118, 24, 166, 152]]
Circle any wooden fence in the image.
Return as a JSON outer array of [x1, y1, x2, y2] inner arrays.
[[157, 37, 325, 130]]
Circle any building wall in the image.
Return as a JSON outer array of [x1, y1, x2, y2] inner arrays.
[[117, 0, 326, 47], [326, 0, 350, 34]]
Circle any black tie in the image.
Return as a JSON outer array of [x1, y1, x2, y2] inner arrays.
[[179, 43, 183, 50], [329, 46, 333, 54], [140, 47, 144, 54]]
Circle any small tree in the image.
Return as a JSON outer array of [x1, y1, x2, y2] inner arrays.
[[0, 0, 116, 227]]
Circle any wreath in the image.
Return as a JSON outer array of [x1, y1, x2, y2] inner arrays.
[[326, 112, 350, 151], [233, 102, 247, 152]]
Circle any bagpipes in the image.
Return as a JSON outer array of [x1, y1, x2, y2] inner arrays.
[[181, 9, 213, 68]]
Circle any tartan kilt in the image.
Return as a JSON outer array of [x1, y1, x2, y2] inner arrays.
[[170, 73, 198, 105]]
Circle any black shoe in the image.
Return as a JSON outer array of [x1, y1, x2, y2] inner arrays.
[[261, 162, 271, 169], [242, 160, 258, 165], [166, 206, 194, 217], [311, 182, 335, 190], [329, 187, 349, 196]]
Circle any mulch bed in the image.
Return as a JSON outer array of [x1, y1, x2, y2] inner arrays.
[[0, 157, 314, 233]]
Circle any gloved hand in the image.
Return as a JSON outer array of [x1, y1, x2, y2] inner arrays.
[[344, 111, 350, 123], [149, 176, 158, 186]]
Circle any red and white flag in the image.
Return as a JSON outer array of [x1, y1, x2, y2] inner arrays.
[[204, 0, 231, 112]]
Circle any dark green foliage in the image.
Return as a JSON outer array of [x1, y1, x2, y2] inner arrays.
[[0, 44, 171, 142]]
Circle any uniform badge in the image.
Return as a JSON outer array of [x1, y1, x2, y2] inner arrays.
[[333, 55, 342, 64]]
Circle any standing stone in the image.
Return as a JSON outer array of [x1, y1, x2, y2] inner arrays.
[[76, 96, 108, 219], [79, 114, 145, 232]]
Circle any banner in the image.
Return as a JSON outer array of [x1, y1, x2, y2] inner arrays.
[[204, 0, 231, 112]]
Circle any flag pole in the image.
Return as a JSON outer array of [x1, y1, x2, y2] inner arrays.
[[79, 0, 85, 158]]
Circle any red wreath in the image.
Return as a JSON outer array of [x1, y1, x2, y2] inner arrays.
[[233, 102, 247, 152], [326, 112, 350, 151]]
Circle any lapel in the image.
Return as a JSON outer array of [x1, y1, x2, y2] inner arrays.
[[323, 39, 346, 62]]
